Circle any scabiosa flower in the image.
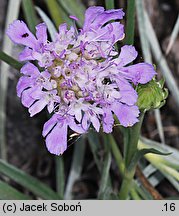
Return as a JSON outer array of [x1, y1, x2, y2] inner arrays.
[[7, 6, 156, 155]]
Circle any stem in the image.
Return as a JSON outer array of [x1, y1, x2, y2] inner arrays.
[[124, 113, 144, 167], [108, 134, 125, 174], [124, 0, 136, 45], [55, 156, 64, 198], [130, 187, 141, 200], [119, 113, 144, 199], [119, 169, 136, 199]]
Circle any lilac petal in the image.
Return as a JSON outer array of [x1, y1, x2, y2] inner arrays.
[[29, 98, 47, 117], [21, 88, 36, 108], [47, 101, 54, 113], [41, 70, 51, 79], [74, 109, 82, 122], [82, 114, 90, 131], [19, 47, 34, 61], [120, 89, 138, 105], [112, 102, 140, 127], [36, 23, 47, 44], [107, 22, 124, 42], [102, 108, 114, 133], [83, 6, 104, 31], [42, 114, 58, 137], [91, 115, 100, 132], [123, 63, 157, 85], [58, 23, 68, 33], [68, 118, 86, 134], [96, 22, 124, 43], [6, 20, 37, 48], [116, 45, 138, 67], [20, 62, 40, 77], [16, 76, 33, 97], [32, 51, 54, 68], [92, 9, 124, 29], [45, 121, 68, 155], [115, 77, 138, 105], [30, 88, 44, 99]]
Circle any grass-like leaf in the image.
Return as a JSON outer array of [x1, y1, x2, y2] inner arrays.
[[139, 139, 179, 191], [144, 11, 179, 106], [124, 0, 135, 45], [166, 15, 179, 55], [0, 159, 61, 200], [0, 0, 22, 161], [129, 148, 171, 172], [36, 7, 57, 41], [98, 151, 112, 199], [105, 0, 115, 9], [22, 0, 38, 34], [64, 136, 86, 199], [140, 137, 179, 169], [0, 180, 31, 200], [58, 0, 86, 27], [45, 0, 66, 28], [87, 130, 102, 172], [136, 0, 165, 144], [0, 51, 23, 70]]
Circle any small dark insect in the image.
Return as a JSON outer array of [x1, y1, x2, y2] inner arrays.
[[102, 77, 111, 85], [22, 33, 29, 38]]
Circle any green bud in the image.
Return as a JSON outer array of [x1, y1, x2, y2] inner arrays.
[[136, 78, 168, 111]]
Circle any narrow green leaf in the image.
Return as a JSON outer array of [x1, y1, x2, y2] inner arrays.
[[0, 0, 21, 161], [36, 7, 57, 41], [136, 0, 165, 144], [107, 131, 151, 200], [0, 51, 23, 70], [130, 148, 172, 170], [45, 0, 65, 28], [129, 148, 171, 172], [0, 159, 61, 200], [144, 10, 179, 106], [108, 134, 124, 174], [130, 187, 141, 200], [98, 151, 112, 199], [124, 0, 136, 45], [154, 109, 165, 143], [22, 0, 38, 34], [147, 161, 179, 191], [166, 15, 179, 55], [64, 136, 86, 199], [134, 183, 153, 200], [139, 139, 179, 191], [58, 0, 86, 27], [0, 180, 31, 200], [135, 0, 151, 62], [105, 0, 115, 9], [140, 137, 179, 169], [87, 130, 102, 172], [55, 156, 65, 198]]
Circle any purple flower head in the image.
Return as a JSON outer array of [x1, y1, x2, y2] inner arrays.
[[78, 6, 125, 58], [7, 6, 157, 155]]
